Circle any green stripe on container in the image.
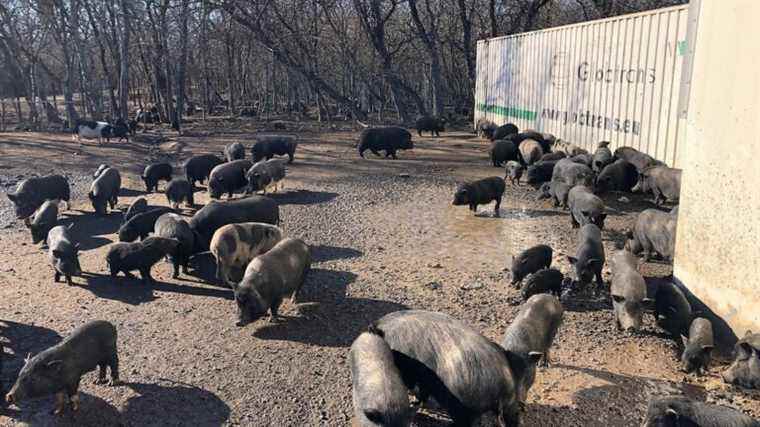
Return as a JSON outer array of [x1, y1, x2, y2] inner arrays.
[[678, 40, 687, 56], [477, 103, 537, 121]]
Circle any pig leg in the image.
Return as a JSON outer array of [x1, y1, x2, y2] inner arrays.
[[570, 213, 579, 228], [96, 363, 109, 384], [370, 149, 381, 157], [541, 350, 551, 368], [52, 391, 68, 415], [494, 197, 502, 217], [108, 354, 121, 385], [469, 204, 477, 212], [54, 271, 61, 282], [122, 270, 135, 279], [140, 268, 153, 284], [269, 298, 283, 322], [65, 274, 73, 286], [172, 261, 180, 279], [595, 270, 604, 287]]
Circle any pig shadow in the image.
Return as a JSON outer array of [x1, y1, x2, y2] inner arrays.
[[121, 381, 230, 425], [252, 268, 408, 347], [310, 245, 363, 262], [183, 252, 231, 288], [81, 272, 233, 305], [2, 391, 122, 425], [119, 188, 146, 197], [0, 320, 62, 386], [266, 189, 339, 205], [556, 364, 707, 419]]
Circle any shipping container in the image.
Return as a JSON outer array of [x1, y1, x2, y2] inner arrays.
[[475, 5, 690, 166]]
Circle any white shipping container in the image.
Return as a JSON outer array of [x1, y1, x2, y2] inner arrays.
[[475, 5, 689, 166]]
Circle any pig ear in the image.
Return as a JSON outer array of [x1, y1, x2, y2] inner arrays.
[[586, 258, 601, 268], [52, 249, 64, 258], [7, 192, 17, 202], [611, 295, 624, 303], [87, 192, 94, 200], [23, 217, 31, 228], [527, 351, 543, 365], [681, 335, 689, 347], [665, 407, 679, 419], [702, 344, 714, 353], [74, 243, 81, 251], [566, 256, 577, 265], [599, 213, 607, 221], [745, 330, 754, 339], [642, 298, 654, 310]]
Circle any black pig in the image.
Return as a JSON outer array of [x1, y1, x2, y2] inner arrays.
[[88, 167, 120, 215], [510, 244, 553, 286], [118, 207, 172, 242], [358, 127, 413, 159], [165, 178, 195, 209], [252, 135, 298, 163], [183, 154, 224, 187], [24, 200, 59, 244], [208, 159, 253, 199], [349, 329, 411, 427], [452, 176, 505, 217], [5, 320, 120, 415], [232, 238, 311, 326], [47, 225, 81, 286], [681, 317, 714, 375], [415, 115, 445, 137], [373, 310, 522, 426], [106, 236, 180, 284], [142, 163, 173, 193], [7, 175, 70, 219], [567, 224, 605, 289]]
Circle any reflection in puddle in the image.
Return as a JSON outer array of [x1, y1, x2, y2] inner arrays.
[[390, 201, 549, 273]]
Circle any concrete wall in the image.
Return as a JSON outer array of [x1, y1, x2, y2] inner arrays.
[[673, 0, 760, 335]]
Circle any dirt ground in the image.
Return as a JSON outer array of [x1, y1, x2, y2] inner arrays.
[[0, 119, 758, 426]]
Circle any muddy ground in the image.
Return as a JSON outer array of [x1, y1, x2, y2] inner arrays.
[[0, 119, 757, 426]]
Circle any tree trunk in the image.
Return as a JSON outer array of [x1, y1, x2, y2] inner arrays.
[[200, 0, 210, 119], [456, 0, 476, 104], [408, 0, 444, 117], [174, 0, 190, 132], [118, 0, 131, 121]]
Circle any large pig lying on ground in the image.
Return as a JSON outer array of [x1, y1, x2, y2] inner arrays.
[[154, 213, 196, 278], [252, 135, 298, 163], [5, 320, 120, 415], [567, 185, 606, 229], [635, 165, 682, 205], [567, 224, 605, 289], [232, 238, 311, 326], [643, 396, 760, 427], [7, 175, 70, 219], [183, 154, 224, 187], [189, 196, 280, 252], [722, 331, 760, 389], [350, 329, 411, 427], [358, 127, 413, 159], [208, 159, 253, 199], [452, 176, 505, 217], [25, 200, 59, 244], [372, 310, 522, 426], [595, 159, 638, 193], [610, 250, 650, 332], [681, 317, 714, 375], [89, 167, 121, 215], [47, 225, 81, 286], [502, 294, 564, 404], [106, 237, 180, 284], [626, 208, 677, 261], [210, 222, 283, 286]]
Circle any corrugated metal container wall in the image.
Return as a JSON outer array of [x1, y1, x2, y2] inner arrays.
[[475, 5, 689, 166]]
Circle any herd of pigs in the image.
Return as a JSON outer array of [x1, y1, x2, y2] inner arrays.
[[1, 116, 758, 426]]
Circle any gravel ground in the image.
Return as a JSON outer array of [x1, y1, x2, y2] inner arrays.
[[0, 120, 758, 426]]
